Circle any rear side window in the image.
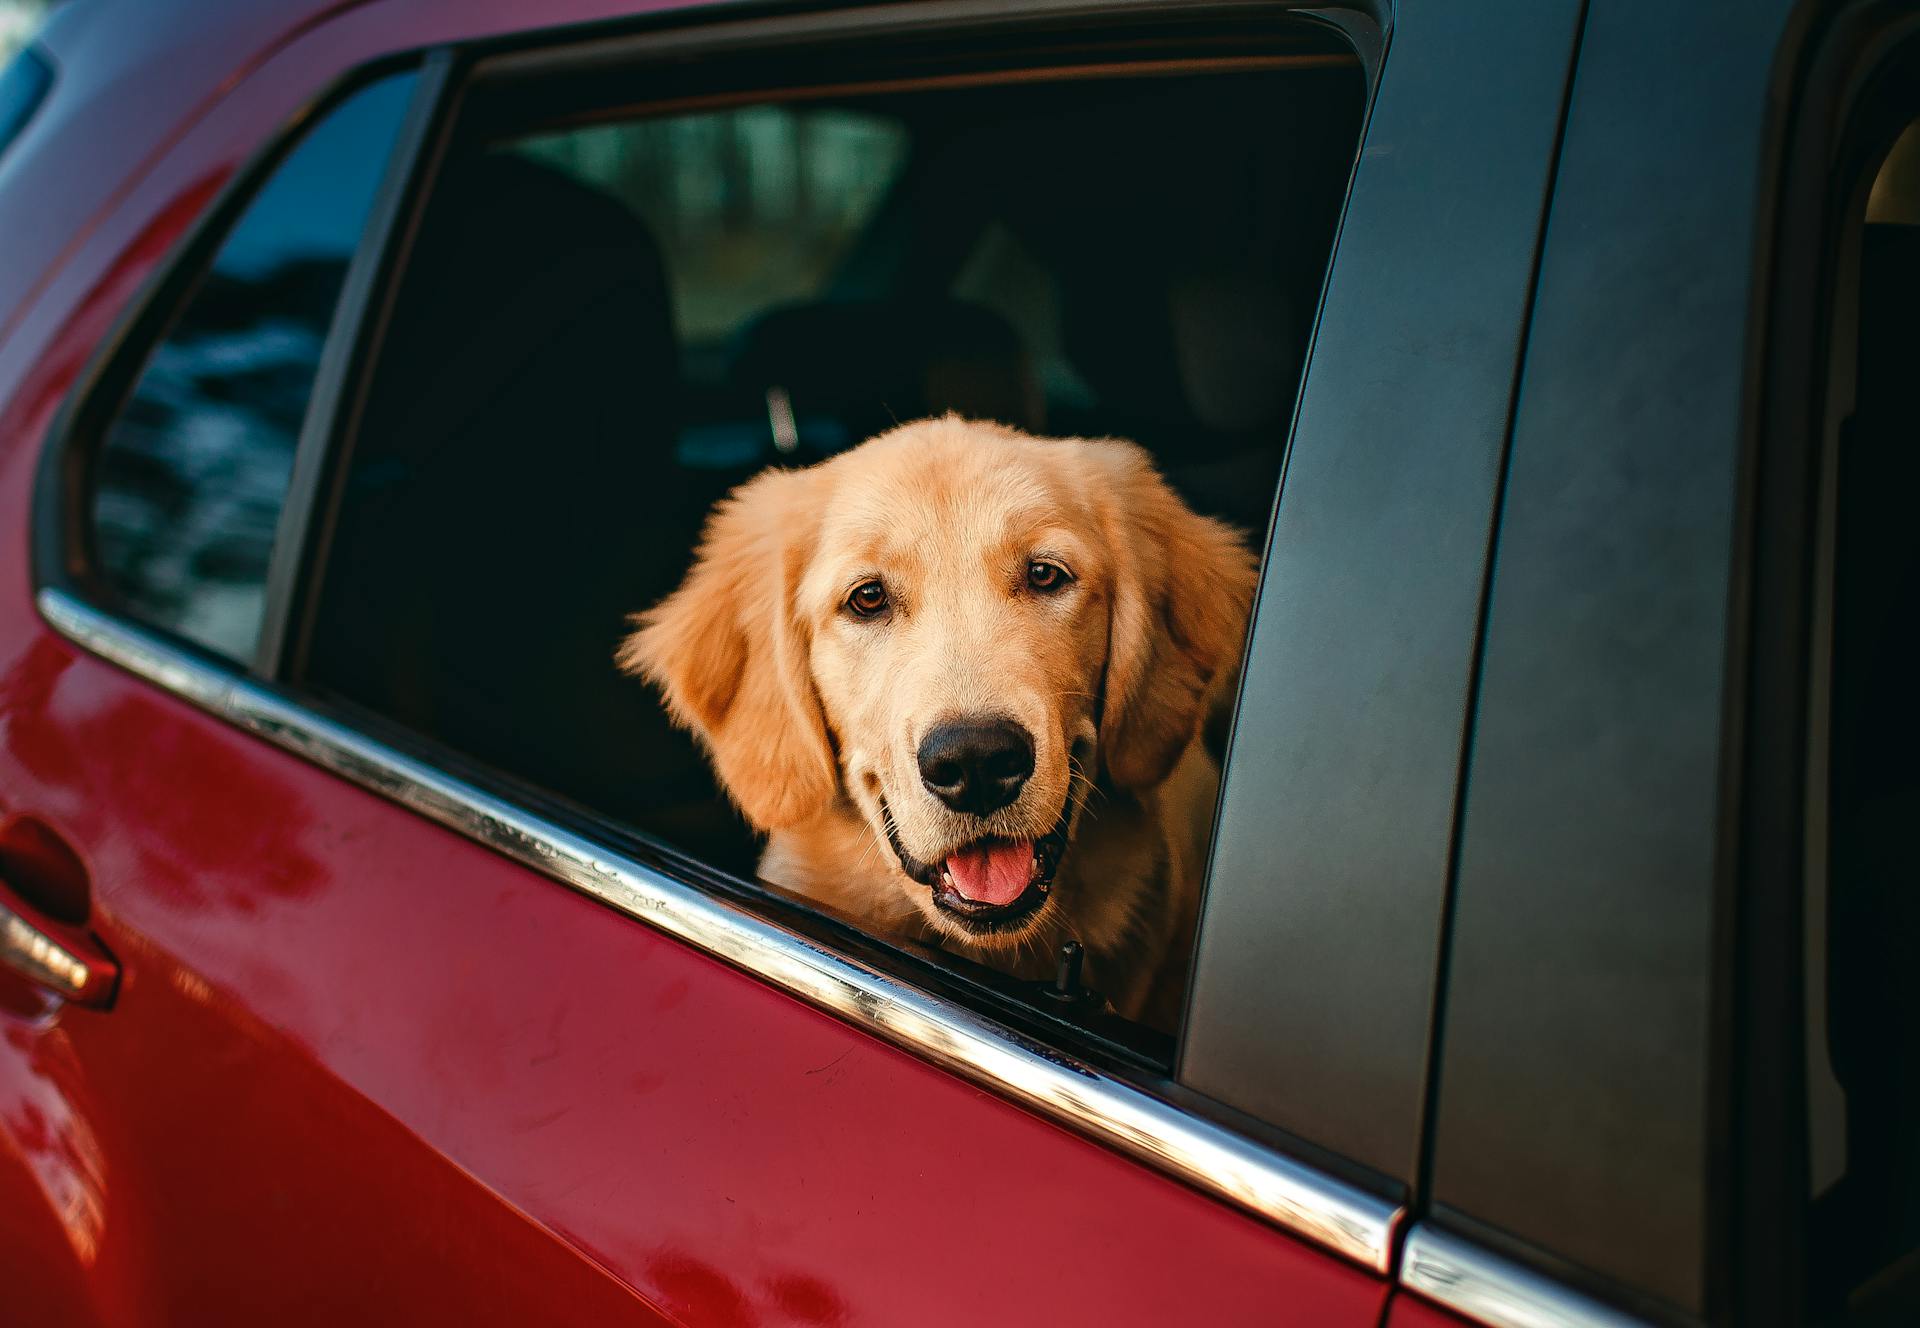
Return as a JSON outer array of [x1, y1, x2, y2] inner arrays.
[[85, 73, 415, 663]]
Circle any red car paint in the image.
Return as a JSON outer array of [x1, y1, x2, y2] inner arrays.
[[0, 2, 1388, 1321], [1388, 1296, 1480, 1328]]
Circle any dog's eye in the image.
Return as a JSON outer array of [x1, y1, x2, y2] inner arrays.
[[846, 580, 890, 617], [1027, 560, 1071, 593]]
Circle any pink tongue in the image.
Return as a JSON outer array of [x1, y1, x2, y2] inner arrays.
[[943, 839, 1034, 906]]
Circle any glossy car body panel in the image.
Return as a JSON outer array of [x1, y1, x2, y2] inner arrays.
[[0, 0, 1399, 1322], [1387, 1295, 1482, 1328]]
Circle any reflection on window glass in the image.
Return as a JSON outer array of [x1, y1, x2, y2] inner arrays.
[[89, 72, 415, 662], [0, 1, 55, 69], [0, 41, 52, 163], [515, 107, 909, 347]]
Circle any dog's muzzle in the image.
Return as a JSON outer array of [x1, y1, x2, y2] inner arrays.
[[879, 796, 1073, 936]]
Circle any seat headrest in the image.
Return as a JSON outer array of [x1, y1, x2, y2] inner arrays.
[[1054, 251, 1299, 450], [364, 150, 678, 469], [1169, 266, 1300, 434], [729, 298, 1042, 448]]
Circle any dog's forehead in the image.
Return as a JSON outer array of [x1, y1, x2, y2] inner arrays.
[[820, 433, 1078, 553]]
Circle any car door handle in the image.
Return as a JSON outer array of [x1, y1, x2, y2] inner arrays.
[[0, 817, 118, 1009], [0, 888, 118, 1007]]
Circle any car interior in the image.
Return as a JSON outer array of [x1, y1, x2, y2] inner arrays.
[[302, 62, 1364, 994], [1813, 113, 1920, 1325]]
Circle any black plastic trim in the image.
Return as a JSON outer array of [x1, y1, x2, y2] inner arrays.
[[1424, 0, 1810, 1317], [255, 50, 460, 678], [1179, 0, 1589, 1192], [1411, 0, 1590, 1247]]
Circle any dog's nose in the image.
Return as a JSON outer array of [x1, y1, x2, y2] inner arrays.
[[918, 719, 1035, 816]]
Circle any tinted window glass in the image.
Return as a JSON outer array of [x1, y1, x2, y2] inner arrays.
[[88, 73, 415, 662]]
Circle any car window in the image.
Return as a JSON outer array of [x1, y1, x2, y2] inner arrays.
[[84, 72, 415, 663], [1808, 110, 1920, 1327], [297, 50, 1363, 1060]]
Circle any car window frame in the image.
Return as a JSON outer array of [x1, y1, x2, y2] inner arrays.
[[29, 0, 1413, 1282]]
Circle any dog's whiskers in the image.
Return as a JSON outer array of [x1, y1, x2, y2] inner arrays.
[[857, 802, 908, 878], [1019, 926, 1049, 971], [1010, 918, 1052, 971], [853, 824, 886, 875], [1065, 757, 1106, 822]]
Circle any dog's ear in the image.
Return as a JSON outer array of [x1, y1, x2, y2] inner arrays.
[[617, 468, 837, 831], [1092, 441, 1259, 792]]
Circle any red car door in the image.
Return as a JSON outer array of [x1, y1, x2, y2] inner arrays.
[[0, 2, 1402, 1324]]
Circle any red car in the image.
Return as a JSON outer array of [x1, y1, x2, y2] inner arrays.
[[0, 1, 1913, 1325]]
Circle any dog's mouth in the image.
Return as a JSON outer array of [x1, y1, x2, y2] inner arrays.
[[879, 799, 1071, 936]]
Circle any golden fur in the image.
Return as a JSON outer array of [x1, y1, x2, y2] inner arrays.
[[619, 416, 1256, 1029]]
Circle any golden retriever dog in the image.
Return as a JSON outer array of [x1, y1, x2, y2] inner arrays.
[[619, 416, 1256, 1030]]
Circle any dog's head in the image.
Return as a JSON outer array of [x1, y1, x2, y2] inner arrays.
[[621, 417, 1257, 950]]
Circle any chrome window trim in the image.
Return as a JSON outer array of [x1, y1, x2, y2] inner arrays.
[[1401, 1225, 1653, 1328], [38, 584, 1401, 1273]]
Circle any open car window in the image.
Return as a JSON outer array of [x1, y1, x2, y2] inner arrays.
[[296, 45, 1364, 1063]]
